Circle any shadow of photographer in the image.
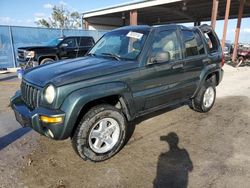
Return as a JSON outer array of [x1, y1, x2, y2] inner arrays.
[[154, 132, 193, 188]]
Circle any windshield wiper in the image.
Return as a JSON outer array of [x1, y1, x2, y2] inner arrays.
[[101, 53, 121, 61]]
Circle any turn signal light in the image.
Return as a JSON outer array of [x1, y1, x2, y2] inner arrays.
[[40, 115, 63, 123]]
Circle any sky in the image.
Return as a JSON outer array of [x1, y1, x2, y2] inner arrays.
[[0, 0, 249, 44]]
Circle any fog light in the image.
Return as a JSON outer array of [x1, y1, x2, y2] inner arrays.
[[46, 129, 54, 138], [40, 115, 63, 123]]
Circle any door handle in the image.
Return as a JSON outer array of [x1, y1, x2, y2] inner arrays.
[[172, 63, 184, 69]]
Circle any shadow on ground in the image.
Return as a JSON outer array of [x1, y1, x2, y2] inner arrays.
[[153, 132, 193, 188], [0, 75, 17, 82], [0, 127, 31, 150]]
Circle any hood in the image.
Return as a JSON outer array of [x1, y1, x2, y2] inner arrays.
[[23, 56, 138, 87], [18, 46, 57, 51]]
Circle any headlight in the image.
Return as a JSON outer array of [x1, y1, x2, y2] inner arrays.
[[44, 85, 56, 104], [24, 50, 35, 58]]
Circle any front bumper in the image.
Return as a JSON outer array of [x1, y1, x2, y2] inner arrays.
[[17, 58, 38, 68], [10, 91, 66, 140]]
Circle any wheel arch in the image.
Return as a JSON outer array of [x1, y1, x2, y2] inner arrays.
[[205, 71, 220, 86], [70, 95, 131, 137], [192, 64, 222, 98], [59, 82, 134, 139], [38, 55, 58, 64]]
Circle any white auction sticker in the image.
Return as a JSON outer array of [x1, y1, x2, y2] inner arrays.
[[126, 31, 143, 40]]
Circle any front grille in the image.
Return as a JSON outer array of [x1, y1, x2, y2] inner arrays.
[[21, 81, 40, 109]]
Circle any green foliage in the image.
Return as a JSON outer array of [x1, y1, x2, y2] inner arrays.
[[36, 5, 81, 29]]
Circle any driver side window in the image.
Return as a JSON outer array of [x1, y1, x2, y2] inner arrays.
[[150, 30, 181, 63], [62, 38, 76, 48]]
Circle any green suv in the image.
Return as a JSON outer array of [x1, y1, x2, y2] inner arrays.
[[11, 24, 224, 162]]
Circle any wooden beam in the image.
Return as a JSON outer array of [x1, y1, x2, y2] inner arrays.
[[130, 10, 137, 25], [211, 0, 219, 29], [222, 0, 231, 51], [232, 0, 244, 62], [84, 19, 89, 30]]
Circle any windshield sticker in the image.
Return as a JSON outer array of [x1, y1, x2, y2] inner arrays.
[[126, 31, 143, 40]]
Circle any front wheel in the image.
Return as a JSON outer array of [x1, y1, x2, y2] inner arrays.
[[71, 104, 127, 162], [190, 81, 216, 113]]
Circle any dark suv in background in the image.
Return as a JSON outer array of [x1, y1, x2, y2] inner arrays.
[[17, 36, 95, 67]]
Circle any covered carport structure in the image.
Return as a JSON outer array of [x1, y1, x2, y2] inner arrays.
[[83, 0, 250, 62]]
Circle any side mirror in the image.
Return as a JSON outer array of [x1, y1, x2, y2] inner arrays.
[[60, 43, 68, 48], [150, 51, 170, 64]]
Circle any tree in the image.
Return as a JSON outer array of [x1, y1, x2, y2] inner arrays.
[[36, 5, 81, 29]]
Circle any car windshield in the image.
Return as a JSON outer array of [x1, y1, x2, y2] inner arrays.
[[44, 38, 64, 46], [88, 29, 149, 61]]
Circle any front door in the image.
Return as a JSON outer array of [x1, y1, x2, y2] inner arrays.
[[138, 28, 187, 111], [59, 37, 78, 59]]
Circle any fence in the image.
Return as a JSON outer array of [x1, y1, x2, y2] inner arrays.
[[0, 25, 106, 68]]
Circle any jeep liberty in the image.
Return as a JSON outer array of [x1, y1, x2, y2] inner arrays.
[[11, 24, 224, 162]]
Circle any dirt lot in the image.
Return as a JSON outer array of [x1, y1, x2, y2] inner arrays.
[[0, 65, 250, 188]]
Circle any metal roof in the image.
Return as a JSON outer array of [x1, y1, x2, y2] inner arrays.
[[83, 0, 250, 26], [83, 0, 182, 18]]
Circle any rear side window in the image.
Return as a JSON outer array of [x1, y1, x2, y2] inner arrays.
[[182, 30, 199, 57], [194, 31, 205, 55], [78, 37, 94, 47], [203, 32, 219, 53]]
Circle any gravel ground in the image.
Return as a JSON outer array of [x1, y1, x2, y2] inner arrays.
[[0, 64, 250, 188]]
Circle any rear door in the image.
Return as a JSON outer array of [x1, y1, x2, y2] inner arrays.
[[77, 37, 95, 57], [180, 29, 206, 98]]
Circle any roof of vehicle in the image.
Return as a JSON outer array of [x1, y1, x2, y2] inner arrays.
[[114, 25, 151, 31], [114, 24, 194, 32]]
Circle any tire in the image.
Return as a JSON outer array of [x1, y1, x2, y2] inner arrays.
[[190, 80, 216, 113], [40, 58, 54, 65], [71, 104, 127, 162]]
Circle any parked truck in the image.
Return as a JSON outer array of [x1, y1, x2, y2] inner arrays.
[[17, 36, 95, 68]]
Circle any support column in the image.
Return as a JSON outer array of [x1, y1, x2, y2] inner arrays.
[[232, 0, 244, 62], [84, 19, 89, 30], [221, 0, 231, 51], [130, 10, 137, 25], [211, 0, 219, 29], [122, 12, 126, 26]]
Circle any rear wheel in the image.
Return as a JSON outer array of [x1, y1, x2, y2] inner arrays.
[[40, 58, 54, 65], [71, 104, 127, 162], [190, 80, 216, 113]]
